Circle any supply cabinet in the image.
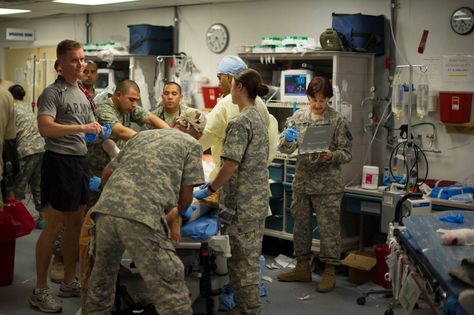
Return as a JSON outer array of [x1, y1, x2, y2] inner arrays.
[[240, 51, 375, 253]]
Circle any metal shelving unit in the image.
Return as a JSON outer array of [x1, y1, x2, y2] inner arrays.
[[243, 51, 375, 253]]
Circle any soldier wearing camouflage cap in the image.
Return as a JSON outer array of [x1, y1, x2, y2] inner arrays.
[[85, 108, 206, 315], [276, 76, 352, 293]]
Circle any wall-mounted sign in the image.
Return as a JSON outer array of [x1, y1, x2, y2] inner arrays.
[[6, 28, 34, 41], [443, 54, 474, 82]]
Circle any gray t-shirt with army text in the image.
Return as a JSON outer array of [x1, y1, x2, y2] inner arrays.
[[220, 106, 269, 224], [92, 128, 204, 238], [37, 77, 95, 156]]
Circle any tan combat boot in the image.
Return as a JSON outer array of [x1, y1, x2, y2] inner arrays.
[[276, 260, 312, 282], [317, 264, 336, 292], [50, 256, 64, 283], [227, 308, 241, 315]]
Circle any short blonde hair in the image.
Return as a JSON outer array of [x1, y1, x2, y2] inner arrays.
[[57, 39, 83, 58]]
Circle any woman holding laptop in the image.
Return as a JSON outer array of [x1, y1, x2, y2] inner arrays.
[[276, 76, 353, 293]]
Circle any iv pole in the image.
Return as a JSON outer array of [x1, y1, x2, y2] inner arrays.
[[395, 64, 426, 191]]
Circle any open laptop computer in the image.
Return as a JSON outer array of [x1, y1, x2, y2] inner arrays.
[[298, 125, 336, 155]]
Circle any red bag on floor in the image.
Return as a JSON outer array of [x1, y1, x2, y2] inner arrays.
[[0, 199, 35, 240]]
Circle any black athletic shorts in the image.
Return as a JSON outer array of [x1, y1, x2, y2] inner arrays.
[[41, 150, 90, 212]]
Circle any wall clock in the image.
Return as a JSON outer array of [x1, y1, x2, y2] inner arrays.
[[206, 23, 229, 54], [450, 7, 474, 35]]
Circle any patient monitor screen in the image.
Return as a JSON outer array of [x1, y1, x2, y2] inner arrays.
[[284, 74, 307, 97]]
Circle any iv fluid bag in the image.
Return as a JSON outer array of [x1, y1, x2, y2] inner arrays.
[[416, 73, 429, 119], [391, 73, 403, 118], [93, 84, 116, 104]]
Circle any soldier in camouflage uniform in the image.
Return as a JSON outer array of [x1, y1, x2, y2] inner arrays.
[[85, 79, 168, 208], [276, 76, 352, 293], [151, 81, 188, 127], [84, 108, 206, 315], [87, 79, 168, 181], [81, 60, 99, 98], [9, 84, 45, 220], [194, 69, 269, 315]]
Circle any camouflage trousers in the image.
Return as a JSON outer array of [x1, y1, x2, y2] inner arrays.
[[84, 214, 192, 315], [14, 152, 43, 212], [222, 219, 265, 315], [291, 193, 343, 265]]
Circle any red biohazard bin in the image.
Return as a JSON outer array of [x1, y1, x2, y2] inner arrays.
[[202, 86, 221, 109], [373, 244, 391, 289], [439, 92, 473, 123], [0, 239, 16, 286], [0, 199, 35, 286]]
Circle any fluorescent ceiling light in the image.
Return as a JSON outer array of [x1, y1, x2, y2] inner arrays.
[[54, 0, 138, 5], [0, 8, 31, 15]]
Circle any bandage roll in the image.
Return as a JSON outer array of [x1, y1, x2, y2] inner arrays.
[[102, 139, 120, 158]]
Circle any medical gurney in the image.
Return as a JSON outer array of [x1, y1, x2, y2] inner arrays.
[[385, 211, 473, 315]]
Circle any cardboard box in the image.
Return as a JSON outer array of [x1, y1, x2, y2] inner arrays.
[[341, 250, 376, 285]]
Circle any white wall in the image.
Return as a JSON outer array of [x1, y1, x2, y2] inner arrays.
[[381, 0, 474, 183], [0, 0, 473, 182]]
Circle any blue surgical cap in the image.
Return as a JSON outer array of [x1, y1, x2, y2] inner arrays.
[[217, 56, 247, 75]]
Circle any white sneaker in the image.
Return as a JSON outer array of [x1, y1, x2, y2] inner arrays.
[[28, 288, 62, 313], [59, 279, 81, 297]]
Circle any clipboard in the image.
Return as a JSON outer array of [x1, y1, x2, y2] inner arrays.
[[298, 125, 335, 154]]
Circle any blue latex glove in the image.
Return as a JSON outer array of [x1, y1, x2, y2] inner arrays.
[[383, 175, 405, 186], [89, 176, 101, 192], [180, 204, 196, 221], [85, 133, 97, 143], [193, 184, 212, 200], [199, 181, 209, 190], [218, 284, 236, 312], [99, 124, 112, 140], [284, 127, 298, 142], [439, 213, 464, 224]]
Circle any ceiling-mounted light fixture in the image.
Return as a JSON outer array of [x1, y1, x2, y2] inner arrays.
[[0, 8, 31, 15], [53, 0, 139, 5]]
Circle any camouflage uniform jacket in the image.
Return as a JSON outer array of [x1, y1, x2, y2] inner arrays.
[[92, 129, 204, 242], [87, 97, 149, 176], [14, 101, 45, 159], [278, 106, 352, 195], [151, 102, 188, 127], [219, 106, 269, 225]]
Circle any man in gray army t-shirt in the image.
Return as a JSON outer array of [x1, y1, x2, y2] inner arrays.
[[29, 39, 103, 313]]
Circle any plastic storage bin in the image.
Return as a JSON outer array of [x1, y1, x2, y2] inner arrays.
[[268, 163, 284, 182], [285, 164, 296, 183], [269, 198, 284, 216], [439, 91, 473, 123], [265, 215, 283, 231], [202, 86, 221, 109], [270, 182, 283, 199], [128, 24, 173, 55]]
